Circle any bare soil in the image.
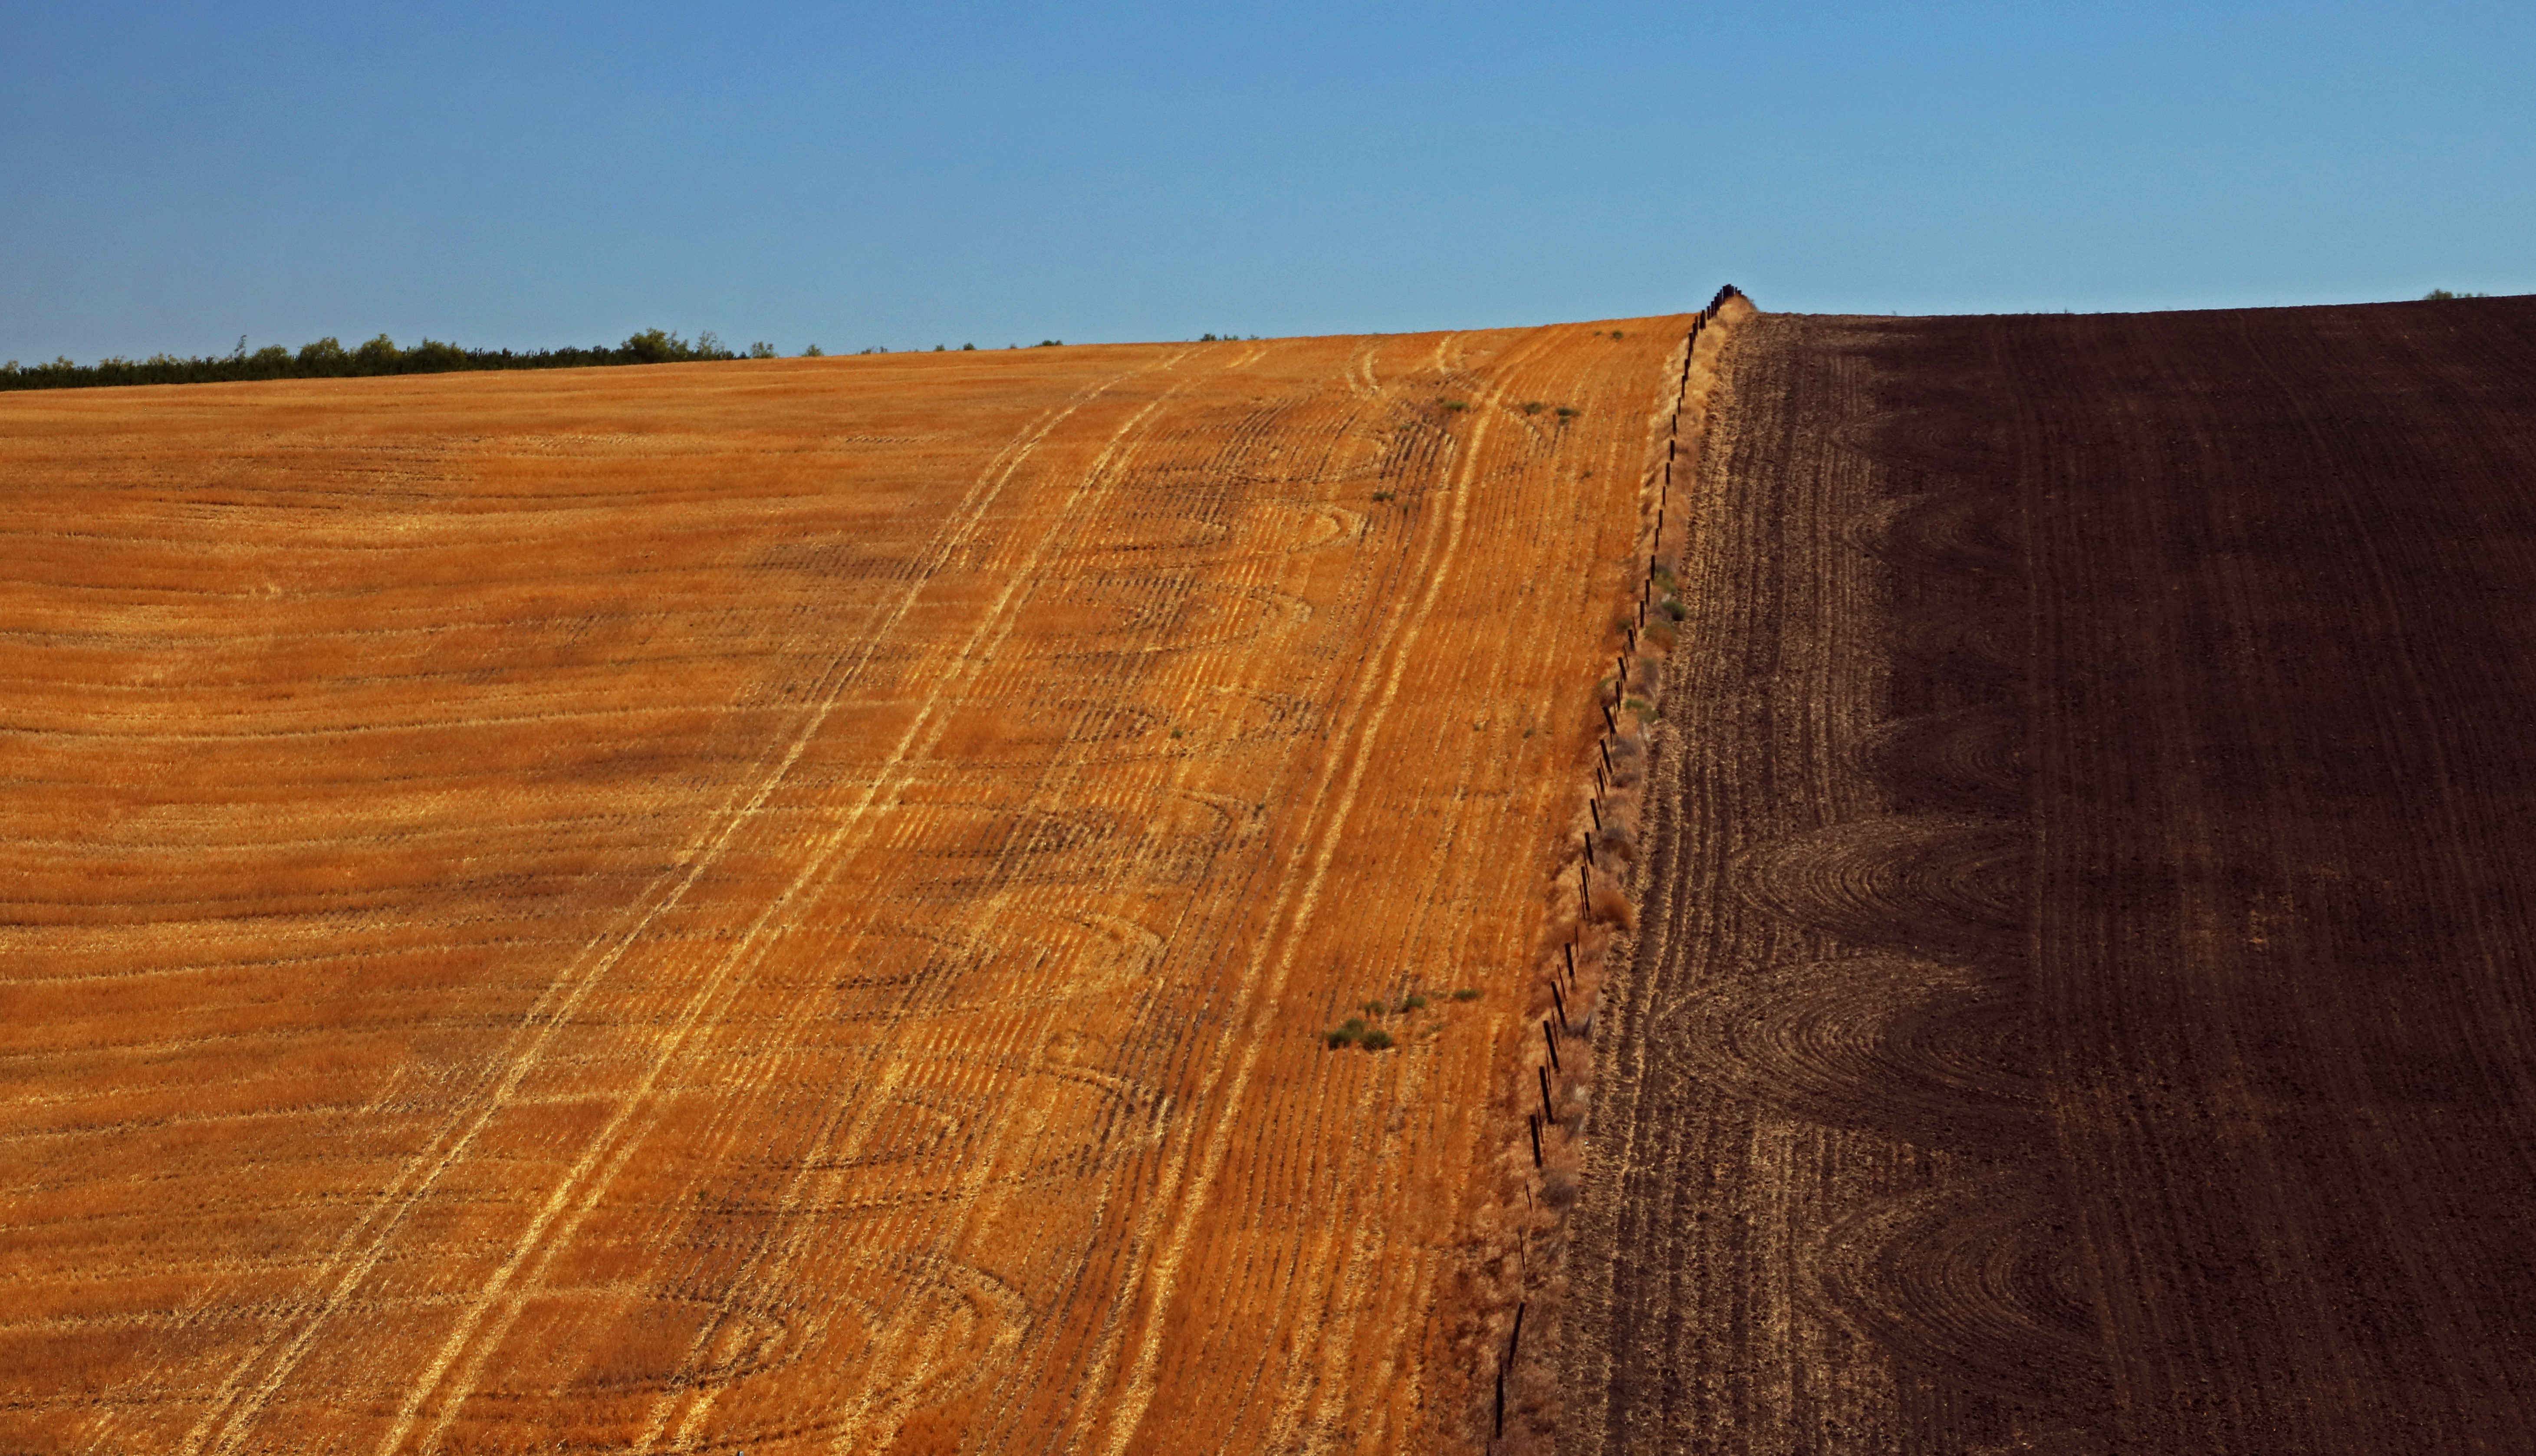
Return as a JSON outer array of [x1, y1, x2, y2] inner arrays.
[[1568, 297, 2536, 1453]]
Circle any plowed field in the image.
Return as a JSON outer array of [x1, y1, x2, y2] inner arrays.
[[0, 322, 1686, 1455], [1570, 297, 2536, 1453]]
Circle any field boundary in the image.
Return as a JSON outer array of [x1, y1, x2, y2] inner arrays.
[[1461, 286, 1753, 1452]]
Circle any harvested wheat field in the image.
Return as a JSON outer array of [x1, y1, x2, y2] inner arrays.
[[0, 321, 1695, 1455], [1569, 296, 2536, 1454]]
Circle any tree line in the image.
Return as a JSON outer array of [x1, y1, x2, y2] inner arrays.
[[0, 329, 786, 393]]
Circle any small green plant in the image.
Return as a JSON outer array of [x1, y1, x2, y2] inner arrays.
[[1363, 999, 1387, 1018], [1372, 490, 1395, 502], [1662, 598, 1686, 621], [1170, 727, 1184, 738], [1441, 399, 1469, 412], [1609, 329, 1625, 339], [1452, 988, 1482, 1001], [1360, 1028, 1395, 1052], [1326, 1016, 1368, 1048], [1555, 405, 1580, 419], [1520, 400, 1546, 414], [1399, 993, 1428, 1012]]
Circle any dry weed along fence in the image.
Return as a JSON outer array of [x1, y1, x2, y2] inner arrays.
[[1487, 283, 1748, 1449]]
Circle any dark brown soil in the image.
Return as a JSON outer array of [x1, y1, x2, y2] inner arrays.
[[1566, 297, 2536, 1454]]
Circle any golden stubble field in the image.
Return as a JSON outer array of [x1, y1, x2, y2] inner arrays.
[[0, 321, 1684, 1454]]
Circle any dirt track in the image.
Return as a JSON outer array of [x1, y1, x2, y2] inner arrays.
[[0, 324, 1684, 1455], [1569, 297, 2536, 1453]]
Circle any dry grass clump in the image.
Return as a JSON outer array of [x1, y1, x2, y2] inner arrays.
[[1587, 882, 1638, 930]]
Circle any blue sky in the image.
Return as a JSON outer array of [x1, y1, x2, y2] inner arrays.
[[4, 1, 2529, 361]]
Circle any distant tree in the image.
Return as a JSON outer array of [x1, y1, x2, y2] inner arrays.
[[621, 329, 681, 362], [802, 344, 824, 357], [405, 339, 467, 371], [747, 341, 778, 359], [355, 334, 403, 370]]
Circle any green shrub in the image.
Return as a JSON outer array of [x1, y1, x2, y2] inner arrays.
[[1362, 999, 1386, 1018], [1452, 988, 1481, 1001], [1400, 994, 1428, 1012], [1360, 1029, 1395, 1052]]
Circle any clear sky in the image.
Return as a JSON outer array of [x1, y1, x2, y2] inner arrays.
[[5, 1, 2529, 362]]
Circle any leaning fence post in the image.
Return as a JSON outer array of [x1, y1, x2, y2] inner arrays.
[[1539, 1066, 1556, 1124]]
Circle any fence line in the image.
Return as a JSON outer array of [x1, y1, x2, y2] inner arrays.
[[1487, 283, 1743, 1450]]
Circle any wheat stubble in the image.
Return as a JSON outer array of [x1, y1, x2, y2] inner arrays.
[[0, 322, 1682, 1455]]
